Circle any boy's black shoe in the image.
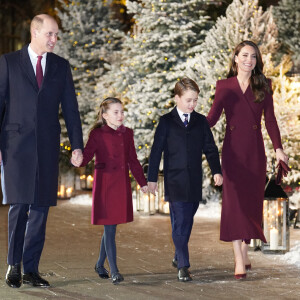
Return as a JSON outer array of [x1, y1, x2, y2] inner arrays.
[[178, 267, 192, 282], [111, 272, 124, 285], [172, 259, 178, 268]]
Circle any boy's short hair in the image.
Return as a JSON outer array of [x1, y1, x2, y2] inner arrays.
[[174, 78, 200, 96]]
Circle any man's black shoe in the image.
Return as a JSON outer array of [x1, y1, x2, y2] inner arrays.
[[23, 272, 50, 287], [6, 264, 22, 288]]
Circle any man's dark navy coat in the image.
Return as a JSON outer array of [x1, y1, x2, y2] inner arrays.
[[0, 45, 83, 206], [148, 108, 221, 202]]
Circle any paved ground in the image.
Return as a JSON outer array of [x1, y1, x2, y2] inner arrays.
[[0, 199, 300, 300]]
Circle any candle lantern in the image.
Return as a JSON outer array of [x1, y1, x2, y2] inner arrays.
[[136, 184, 142, 211], [79, 163, 94, 191], [79, 173, 94, 191], [80, 175, 87, 189], [86, 175, 94, 189], [57, 171, 75, 200], [249, 239, 261, 252], [262, 173, 289, 254], [157, 171, 169, 214], [136, 162, 158, 215]]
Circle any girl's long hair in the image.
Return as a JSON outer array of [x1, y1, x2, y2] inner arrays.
[[227, 40, 272, 103], [89, 97, 122, 134]]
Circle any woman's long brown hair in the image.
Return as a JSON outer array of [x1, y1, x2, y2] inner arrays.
[[227, 40, 272, 103]]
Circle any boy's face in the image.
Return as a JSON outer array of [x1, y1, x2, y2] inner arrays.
[[175, 90, 198, 113]]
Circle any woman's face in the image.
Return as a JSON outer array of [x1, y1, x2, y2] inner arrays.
[[234, 45, 257, 75]]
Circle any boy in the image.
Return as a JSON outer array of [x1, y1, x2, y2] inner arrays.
[[148, 78, 223, 282]]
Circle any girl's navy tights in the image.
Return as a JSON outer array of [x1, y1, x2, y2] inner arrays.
[[96, 224, 118, 275]]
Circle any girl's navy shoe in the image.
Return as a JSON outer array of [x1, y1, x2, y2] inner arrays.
[[95, 265, 109, 279]]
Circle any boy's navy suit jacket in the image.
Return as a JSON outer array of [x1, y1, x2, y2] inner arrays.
[[148, 108, 221, 203]]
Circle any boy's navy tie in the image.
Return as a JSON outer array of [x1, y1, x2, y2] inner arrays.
[[36, 56, 43, 89], [183, 114, 189, 127]]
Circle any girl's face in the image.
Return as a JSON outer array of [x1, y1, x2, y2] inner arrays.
[[175, 90, 198, 113], [235, 45, 257, 74], [103, 103, 124, 129]]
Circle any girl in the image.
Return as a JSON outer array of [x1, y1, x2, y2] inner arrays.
[[73, 97, 148, 284], [207, 41, 288, 279]]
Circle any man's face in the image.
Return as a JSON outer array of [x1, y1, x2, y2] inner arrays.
[[34, 18, 58, 54]]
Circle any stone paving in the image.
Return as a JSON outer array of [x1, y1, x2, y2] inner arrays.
[[0, 199, 300, 300]]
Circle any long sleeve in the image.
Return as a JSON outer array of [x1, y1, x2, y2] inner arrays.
[[206, 81, 224, 128], [127, 129, 147, 187], [202, 118, 222, 175], [80, 130, 97, 167], [147, 117, 167, 182], [264, 81, 282, 150], [61, 61, 83, 151], [0, 55, 8, 147]]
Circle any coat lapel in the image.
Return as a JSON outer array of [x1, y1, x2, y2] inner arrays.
[[43, 53, 58, 86], [234, 76, 258, 124], [171, 108, 186, 128], [171, 108, 198, 129], [19, 45, 39, 92], [187, 111, 197, 128]]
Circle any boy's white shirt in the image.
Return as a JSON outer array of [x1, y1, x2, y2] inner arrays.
[[176, 107, 191, 122]]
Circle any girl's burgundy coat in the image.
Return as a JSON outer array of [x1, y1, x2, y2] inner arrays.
[[81, 125, 147, 225]]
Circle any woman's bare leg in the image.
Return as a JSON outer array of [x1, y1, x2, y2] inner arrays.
[[232, 240, 246, 275]]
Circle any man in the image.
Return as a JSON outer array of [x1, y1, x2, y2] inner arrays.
[[0, 14, 83, 288]]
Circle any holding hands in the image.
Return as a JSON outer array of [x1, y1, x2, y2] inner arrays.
[[71, 149, 83, 167], [214, 174, 223, 186], [148, 182, 158, 195], [140, 185, 148, 194]]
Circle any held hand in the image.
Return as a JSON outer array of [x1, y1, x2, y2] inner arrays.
[[214, 174, 223, 186], [140, 185, 148, 194], [71, 149, 83, 167], [276, 148, 288, 165], [148, 182, 158, 195]]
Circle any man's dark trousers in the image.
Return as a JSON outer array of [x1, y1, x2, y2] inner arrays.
[[8, 204, 49, 273]]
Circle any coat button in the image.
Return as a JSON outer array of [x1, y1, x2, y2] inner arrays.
[[230, 125, 235, 131], [253, 125, 258, 130]]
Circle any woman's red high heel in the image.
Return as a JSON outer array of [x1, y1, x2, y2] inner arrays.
[[234, 273, 247, 280], [245, 264, 251, 271]]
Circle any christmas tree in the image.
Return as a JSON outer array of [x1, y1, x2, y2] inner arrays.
[[263, 55, 300, 183], [273, 0, 300, 70], [104, 0, 213, 161], [56, 0, 123, 142]]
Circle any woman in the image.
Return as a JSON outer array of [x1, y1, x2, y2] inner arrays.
[[206, 40, 288, 279]]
